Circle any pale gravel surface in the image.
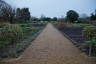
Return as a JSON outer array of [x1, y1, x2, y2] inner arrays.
[[0, 23, 96, 64]]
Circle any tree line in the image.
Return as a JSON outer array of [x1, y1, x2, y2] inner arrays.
[[65, 10, 96, 23], [0, 0, 96, 24], [0, 6, 57, 23], [0, 6, 31, 23], [31, 16, 57, 22]]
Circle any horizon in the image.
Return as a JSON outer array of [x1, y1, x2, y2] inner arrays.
[[4, 0, 96, 18]]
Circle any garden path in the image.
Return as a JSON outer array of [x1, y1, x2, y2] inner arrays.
[[1, 23, 95, 64]]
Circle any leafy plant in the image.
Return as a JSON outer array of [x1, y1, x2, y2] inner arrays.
[[0, 24, 6, 28], [83, 26, 96, 39], [0, 24, 23, 46], [83, 26, 96, 56], [22, 27, 32, 32], [86, 39, 96, 56]]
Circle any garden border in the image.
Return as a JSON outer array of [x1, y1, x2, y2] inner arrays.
[[53, 24, 96, 58], [0, 27, 45, 62], [53, 25, 85, 52], [56, 27, 96, 59]]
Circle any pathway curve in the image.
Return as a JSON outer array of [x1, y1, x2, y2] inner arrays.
[[1, 23, 96, 64]]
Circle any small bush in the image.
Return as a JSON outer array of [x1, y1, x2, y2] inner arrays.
[[19, 24, 32, 27], [85, 39, 96, 56], [0, 24, 23, 47], [83, 26, 96, 39], [0, 24, 6, 28], [22, 27, 32, 32]]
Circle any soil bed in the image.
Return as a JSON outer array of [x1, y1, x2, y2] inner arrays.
[[58, 26, 96, 56]]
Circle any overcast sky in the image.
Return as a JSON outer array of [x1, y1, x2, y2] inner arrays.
[[4, 0, 96, 17]]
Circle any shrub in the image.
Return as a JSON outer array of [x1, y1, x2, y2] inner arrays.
[[0, 24, 23, 46], [83, 26, 96, 39], [85, 39, 96, 56], [0, 24, 6, 28], [22, 27, 32, 32], [19, 24, 32, 27], [83, 26, 96, 56]]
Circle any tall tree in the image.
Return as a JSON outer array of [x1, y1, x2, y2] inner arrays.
[[90, 13, 96, 20], [0, 7, 15, 23], [90, 10, 96, 20], [16, 8, 31, 23], [66, 10, 79, 23], [21, 8, 30, 22], [16, 8, 22, 23]]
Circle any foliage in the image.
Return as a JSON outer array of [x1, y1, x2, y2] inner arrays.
[[86, 39, 96, 46], [0, 7, 15, 23], [22, 27, 33, 32], [85, 39, 96, 56], [72, 23, 92, 27], [0, 6, 31, 23], [52, 17, 57, 21], [90, 10, 96, 20], [78, 18, 90, 24], [18, 23, 46, 27], [83, 26, 96, 39], [18, 24, 32, 27], [40, 17, 51, 21], [0, 24, 6, 28], [31, 17, 40, 21], [0, 23, 46, 58], [31, 14, 57, 22], [16, 8, 31, 23], [90, 13, 96, 20], [66, 10, 79, 23], [0, 24, 23, 45]]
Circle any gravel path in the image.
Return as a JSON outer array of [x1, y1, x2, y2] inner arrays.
[[1, 23, 96, 64]]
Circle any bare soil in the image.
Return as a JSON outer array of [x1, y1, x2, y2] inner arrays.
[[0, 23, 96, 64]]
